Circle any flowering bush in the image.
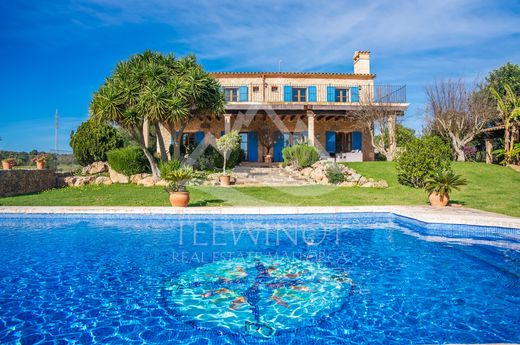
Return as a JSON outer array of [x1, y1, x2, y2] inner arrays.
[[31, 153, 48, 164], [463, 146, 477, 161]]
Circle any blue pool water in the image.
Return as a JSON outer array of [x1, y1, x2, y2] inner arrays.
[[0, 213, 519, 344]]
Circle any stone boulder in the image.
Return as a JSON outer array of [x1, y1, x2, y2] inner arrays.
[[82, 161, 109, 175], [95, 176, 112, 185], [137, 176, 155, 187], [109, 167, 129, 184], [74, 176, 96, 187], [64, 176, 77, 187], [130, 173, 150, 184], [155, 179, 169, 187]]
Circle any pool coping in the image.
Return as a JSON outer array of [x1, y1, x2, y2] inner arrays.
[[1, 205, 520, 229]]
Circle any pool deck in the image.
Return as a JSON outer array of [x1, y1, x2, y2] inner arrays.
[[1, 205, 520, 229]]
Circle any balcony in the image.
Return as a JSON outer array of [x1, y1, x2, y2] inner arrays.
[[220, 84, 407, 106]]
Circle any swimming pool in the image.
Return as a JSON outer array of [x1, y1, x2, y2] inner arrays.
[[0, 212, 518, 344]]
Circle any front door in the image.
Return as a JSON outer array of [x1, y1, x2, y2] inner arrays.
[[273, 133, 290, 162]]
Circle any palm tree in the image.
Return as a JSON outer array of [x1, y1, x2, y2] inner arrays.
[[490, 84, 520, 164], [165, 55, 225, 160]]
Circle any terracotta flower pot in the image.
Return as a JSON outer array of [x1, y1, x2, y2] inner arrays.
[[2, 161, 12, 170], [429, 191, 449, 207], [169, 192, 190, 207], [220, 175, 231, 186], [264, 155, 273, 163], [36, 161, 46, 170]]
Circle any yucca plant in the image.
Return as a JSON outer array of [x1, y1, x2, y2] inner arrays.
[[424, 169, 467, 199], [160, 159, 195, 192]]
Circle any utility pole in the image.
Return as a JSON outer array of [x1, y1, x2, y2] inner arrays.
[[54, 109, 59, 153]]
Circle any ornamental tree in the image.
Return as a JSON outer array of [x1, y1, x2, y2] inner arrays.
[[90, 51, 212, 180], [425, 78, 496, 161], [216, 131, 240, 174]]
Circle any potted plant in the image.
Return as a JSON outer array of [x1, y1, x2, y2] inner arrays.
[[32, 153, 48, 170], [258, 124, 280, 164], [424, 169, 467, 207], [216, 131, 240, 186], [160, 160, 195, 207], [2, 158, 16, 170]]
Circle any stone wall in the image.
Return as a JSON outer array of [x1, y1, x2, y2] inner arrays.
[[0, 170, 70, 197]]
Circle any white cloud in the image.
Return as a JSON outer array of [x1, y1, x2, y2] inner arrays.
[[72, 0, 520, 71]]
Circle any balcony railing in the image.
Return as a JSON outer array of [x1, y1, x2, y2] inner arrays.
[[220, 84, 406, 104]]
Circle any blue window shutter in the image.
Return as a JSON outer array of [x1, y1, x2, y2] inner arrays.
[[308, 86, 317, 102], [326, 131, 336, 153], [327, 86, 335, 102], [239, 86, 248, 102], [247, 131, 258, 162], [284, 86, 292, 102], [195, 131, 205, 144], [351, 86, 359, 103], [352, 131, 362, 150], [273, 133, 285, 162]]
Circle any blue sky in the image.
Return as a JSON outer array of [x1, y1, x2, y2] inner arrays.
[[1, 0, 519, 152]]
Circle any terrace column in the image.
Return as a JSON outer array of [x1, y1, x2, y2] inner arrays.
[[485, 138, 493, 164], [307, 110, 316, 146], [224, 114, 232, 134]]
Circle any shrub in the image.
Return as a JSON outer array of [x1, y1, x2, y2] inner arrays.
[[424, 169, 467, 197], [282, 144, 320, 168], [106, 146, 150, 176], [70, 120, 125, 166], [325, 164, 345, 184], [194, 146, 244, 171], [159, 159, 195, 192], [396, 136, 452, 188]]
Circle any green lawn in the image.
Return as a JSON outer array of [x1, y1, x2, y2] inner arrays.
[[1, 162, 519, 217]]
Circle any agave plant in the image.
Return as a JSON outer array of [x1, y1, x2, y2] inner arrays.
[[424, 169, 467, 197], [160, 159, 195, 192]]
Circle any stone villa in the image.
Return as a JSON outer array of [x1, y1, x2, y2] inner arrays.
[[158, 51, 409, 162]]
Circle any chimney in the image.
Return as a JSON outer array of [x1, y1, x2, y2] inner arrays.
[[353, 50, 370, 74]]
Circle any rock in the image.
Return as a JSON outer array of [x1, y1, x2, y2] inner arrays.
[[320, 176, 329, 184], [358, 176, 368, 185], [361, 181, 375, 187], [74, 176, 95, 187], [137, 176, 155, 187], [373, 180, 389, 188], [301, 167, 313, 176], [350, 173, 362, 181], [339, 181, 357, 187], [155, 179, 169, 187], [507, 164, 520, 173], [64, 176, 77, 187], [130, 173, 150, 184], [311, 169, 325, 182], [95, 176, 112, 185], [82, 161, 109, 175], [109, 167, 129, 184]]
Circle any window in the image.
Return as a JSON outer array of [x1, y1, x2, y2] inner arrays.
[[181, 133, 196, 155], [224, 87, 239, 102], [335, 88, 349, 102], [240, 132, 248, 161], [252, 86, 259, 92], [292, 87, 307, 102], [271, 86, 278, 92], [291, 132, 308, 145]]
